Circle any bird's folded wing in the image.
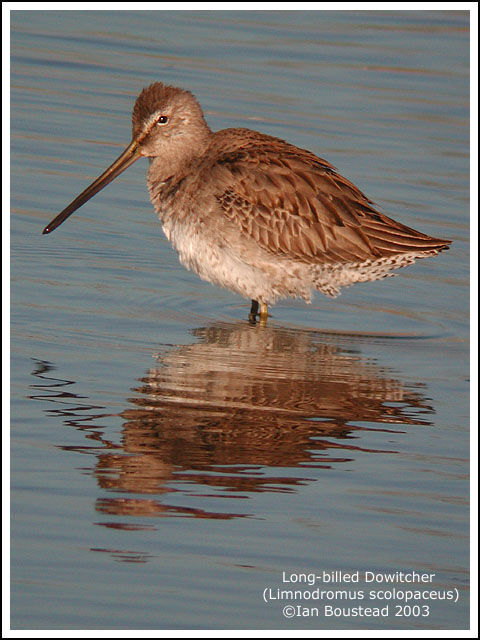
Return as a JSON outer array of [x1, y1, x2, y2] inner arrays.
[[207, 137, 450, 264]]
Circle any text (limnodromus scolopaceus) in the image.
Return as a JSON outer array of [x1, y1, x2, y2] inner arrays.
[[43, 82, 451, 323]]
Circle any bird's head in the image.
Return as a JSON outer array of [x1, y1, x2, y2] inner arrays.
[[42, 82, 210, 234]]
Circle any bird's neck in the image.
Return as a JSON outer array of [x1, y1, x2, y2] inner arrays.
[[146, 130, 212, 214]]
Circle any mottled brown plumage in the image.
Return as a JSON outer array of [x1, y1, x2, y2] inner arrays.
[[43, 82, 451, 321], [202, 128, 448, 264]]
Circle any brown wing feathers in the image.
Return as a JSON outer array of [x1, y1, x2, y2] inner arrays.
[[213, 131, 451, 264]]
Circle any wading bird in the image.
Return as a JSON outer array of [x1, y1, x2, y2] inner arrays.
[[43, 82, 451, 323]]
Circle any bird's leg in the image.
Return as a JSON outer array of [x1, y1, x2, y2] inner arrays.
[[259, 302, 269, 324], [249, 299, 259, 324], [249, 300, 269, 324]]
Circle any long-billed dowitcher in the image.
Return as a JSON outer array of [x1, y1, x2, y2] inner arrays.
[[43, 82, 451, 322]]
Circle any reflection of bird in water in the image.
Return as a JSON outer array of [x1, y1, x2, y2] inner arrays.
[[98, 324, 433, 514], [42, 82, 450, 322], [30, 325, 435, 521]]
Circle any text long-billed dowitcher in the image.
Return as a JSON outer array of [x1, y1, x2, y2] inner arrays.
[[43, 82, 451, 322]]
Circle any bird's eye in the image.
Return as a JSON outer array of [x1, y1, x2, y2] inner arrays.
[[156, 115, 168, 125]]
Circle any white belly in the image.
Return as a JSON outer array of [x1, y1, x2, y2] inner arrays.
[[159, 214, 428, 305], [161, 217, 287, 303]]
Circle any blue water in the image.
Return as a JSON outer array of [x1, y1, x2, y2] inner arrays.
[[10, 9, 469, 630]]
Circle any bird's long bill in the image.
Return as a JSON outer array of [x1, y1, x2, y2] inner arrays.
[[42, 140, 141, 234]]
